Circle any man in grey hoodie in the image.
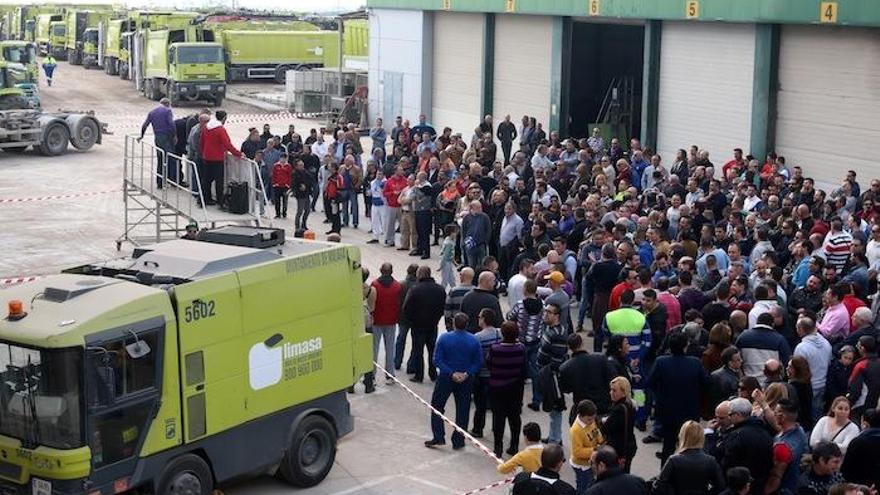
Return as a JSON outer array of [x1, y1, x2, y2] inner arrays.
[[793, 316, 831, 420]]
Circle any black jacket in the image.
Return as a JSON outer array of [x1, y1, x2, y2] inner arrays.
[[646, 354, 709, 425], [460, 288, 503, 332], [653, 448, 725, 495], [841, 427, 880, 487], [291, 169, 314, 198], [709, 366, 740, 409], [601, 398, 637, 460], [512, 467, 576, 495], [585, 467, 646, 495], [559, 351, 612, 415], [241, 139, 261, 160], [402, 278, 446, 330], [720, 417, 774, 495]]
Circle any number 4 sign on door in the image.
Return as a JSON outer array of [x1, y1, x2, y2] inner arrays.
[[820, 2, 838, 23]]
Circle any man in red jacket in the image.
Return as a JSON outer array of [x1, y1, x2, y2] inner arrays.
[[371, 262, 402, 384], [382, 165, 408, 247], [200, 110, 242, 206]]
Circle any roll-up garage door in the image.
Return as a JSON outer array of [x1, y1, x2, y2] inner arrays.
[[493, 14, 552, 129], [657, 22, 755, 163], [432, 12, 484, 136], [776, 26, 880, 190]]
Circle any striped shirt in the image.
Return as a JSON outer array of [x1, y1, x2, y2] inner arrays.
[[487, 342, 526, 388], [822, 230, 853, 271], [474, 327, 502, 378], [444, 284, 475, 330]]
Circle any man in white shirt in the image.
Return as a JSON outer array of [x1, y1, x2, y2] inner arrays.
[[311, 134, 328, 159], [743, 184, 763, 212], [530, 144, 553, 172], [507, 259, 536, 308]]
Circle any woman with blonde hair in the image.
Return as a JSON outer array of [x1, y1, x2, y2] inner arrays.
[[810, 396, 860, 454], [652, 420, 725, 495], [600, 376, 637, 473]]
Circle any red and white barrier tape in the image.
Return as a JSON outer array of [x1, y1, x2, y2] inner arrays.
[[114, 112, 300, 129], [458, 477, 515, 495], [0, 189, 119, 204], [0, 276, 41, 287], [373, 361, 504, 465]]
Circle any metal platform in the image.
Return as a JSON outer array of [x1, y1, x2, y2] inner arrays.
[[118, 134, 271, 249]]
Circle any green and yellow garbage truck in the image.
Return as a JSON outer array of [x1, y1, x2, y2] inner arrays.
[[35, 14, 63, 56], [64, 10, 112, 66], [135, 26, 226, 105], [117, 12, 200, 81], [48, 21, 67, 60], [219, 30, 340, 83], [0, 226, 372, 494]]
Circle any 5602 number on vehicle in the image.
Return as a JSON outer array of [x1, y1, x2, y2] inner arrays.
[[184, 300, 216, 322]]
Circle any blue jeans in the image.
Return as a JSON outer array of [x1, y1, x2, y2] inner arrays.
[[465, 244, 487, 268], [394, 323, 414, 371], [812, 387, 825, 422], [340, 195, 351, 226], [430, 375, 474, 448], [525, 342, 542, 406], [548, 410, 563, 444], [348, 193, 359, 227], [578, 277, 593, 329], [372, 325, 396, 376], [574, 468, 594, 495]]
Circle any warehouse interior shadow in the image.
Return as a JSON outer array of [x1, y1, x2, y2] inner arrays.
[[568, 21, 644, 143]]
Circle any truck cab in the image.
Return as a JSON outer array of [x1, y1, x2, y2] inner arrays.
[[0, 41, 38, 83], [140, 27, 226, 106], [0, 62, 30, 110], [81, 28, 99, 68], [48, 22, 67, 59], [167, 42, 226, 105]]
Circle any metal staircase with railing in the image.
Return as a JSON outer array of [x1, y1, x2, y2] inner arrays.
[[117, 134, 271, 249]]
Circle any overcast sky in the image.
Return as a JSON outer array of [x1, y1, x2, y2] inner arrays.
[[0, 0, 365, 14]]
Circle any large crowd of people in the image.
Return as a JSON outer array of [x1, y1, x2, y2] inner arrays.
[[147, 101, 880, 495]]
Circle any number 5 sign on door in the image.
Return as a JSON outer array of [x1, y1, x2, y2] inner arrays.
[[685, 0, 699, 19]]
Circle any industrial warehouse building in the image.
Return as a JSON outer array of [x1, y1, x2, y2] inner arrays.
[[366, 0, 880, 188]]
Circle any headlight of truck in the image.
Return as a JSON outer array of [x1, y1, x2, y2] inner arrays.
[[217, 85, 225, 92]]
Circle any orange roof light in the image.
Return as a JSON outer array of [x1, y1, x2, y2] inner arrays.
[[7, 300, 26, 321]]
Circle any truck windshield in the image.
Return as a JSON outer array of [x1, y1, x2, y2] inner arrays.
[[84, 31, 98, 44], [0, 344, 83, 449], [2, 47, 27, 64], [177, 46, 223, 64], [52, 25, 66, 37]]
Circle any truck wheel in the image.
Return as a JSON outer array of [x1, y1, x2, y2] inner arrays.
[[66, 115, 100, 151], [212, 96, 223, 107], [39, 122, 70, 156], [274, 65, 292, 84], [119, 64, 128, 80], [155, 454, 213, 495], [278, 415, 337, 488], [150, 80, 163, 101], [109, 59, 119, 76]]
